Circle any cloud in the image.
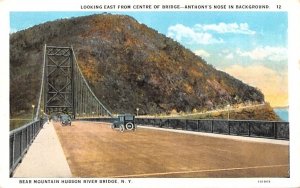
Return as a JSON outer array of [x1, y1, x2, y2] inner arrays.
[[195, 22, 256, 35], [167, 22, 256, 45], [224, 64, 288, 107], [167, 24, 223, 45], [225, 53, 234, 59], [194, 49, 210, 57], [217, 49, 234, 60], [237, 46, 287, 62]]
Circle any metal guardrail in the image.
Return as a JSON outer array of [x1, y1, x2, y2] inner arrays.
[[75, 117, 117, 123], [9, 118, 45, 176], [135, 118, 289, 140], [78, 117, 289, 140]]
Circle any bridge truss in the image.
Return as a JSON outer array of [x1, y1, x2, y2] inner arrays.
[[35, 45, 112, 119]]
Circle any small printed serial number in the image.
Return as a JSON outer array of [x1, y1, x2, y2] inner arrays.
[[258, 180, 271, 183]]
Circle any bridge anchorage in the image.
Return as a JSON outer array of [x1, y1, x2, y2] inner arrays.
[[37, 45, 112, 119]]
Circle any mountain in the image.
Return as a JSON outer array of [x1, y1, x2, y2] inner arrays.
[[10, 14, 276, 119]]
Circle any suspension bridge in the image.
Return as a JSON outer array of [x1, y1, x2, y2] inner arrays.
[[39, 45, 112, 119], [9, 45, 289, 178]]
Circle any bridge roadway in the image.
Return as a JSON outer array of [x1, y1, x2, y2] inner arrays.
[[14, 121, 289, 178]]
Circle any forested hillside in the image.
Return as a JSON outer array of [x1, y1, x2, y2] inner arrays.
[[10, 14, 274, 119]]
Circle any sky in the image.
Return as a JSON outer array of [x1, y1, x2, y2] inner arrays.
[[10, 11, 288, 107]]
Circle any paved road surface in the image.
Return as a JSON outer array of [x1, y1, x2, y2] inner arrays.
[[54, 121, 289, 178]]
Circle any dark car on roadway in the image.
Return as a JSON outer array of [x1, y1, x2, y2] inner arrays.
[[60, 114, 72, 126], [112, 114, 135, 132]]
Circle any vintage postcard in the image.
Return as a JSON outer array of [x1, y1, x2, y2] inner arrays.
[[1, 0, 300, 187]]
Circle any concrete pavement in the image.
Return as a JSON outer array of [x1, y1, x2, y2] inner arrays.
[[13, 121, 72, 178], [140, 126, 289, 145], [53, 121, 289, 178]]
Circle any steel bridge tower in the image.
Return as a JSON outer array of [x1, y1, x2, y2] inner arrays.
[[44, 46, 74, 117], [38, 45, 112, 119]]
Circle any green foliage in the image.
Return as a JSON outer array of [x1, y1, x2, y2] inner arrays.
[[10, 14, 269, 120], [174, 103, 280, 121]]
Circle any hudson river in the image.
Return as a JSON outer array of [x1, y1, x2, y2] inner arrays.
[[274, 108, 289, 122]]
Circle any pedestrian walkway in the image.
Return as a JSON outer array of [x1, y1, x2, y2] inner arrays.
[[13, 121, 72, 178]]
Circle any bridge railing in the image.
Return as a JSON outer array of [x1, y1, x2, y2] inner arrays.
[[75, 117, 117, 123], [9, 118, 46, 176], [135, 118, 289, 140]]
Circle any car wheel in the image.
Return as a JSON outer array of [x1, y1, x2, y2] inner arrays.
[[125, 122, 134, 130], [119, 125, 125, 132]]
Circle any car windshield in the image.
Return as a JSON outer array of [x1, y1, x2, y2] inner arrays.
[[61, 115, 70, 121], [125, 116, 134, 121]]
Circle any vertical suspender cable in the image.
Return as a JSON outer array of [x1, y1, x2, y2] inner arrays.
[[71, 46, 112, 117], [35, 44, 47, 120]]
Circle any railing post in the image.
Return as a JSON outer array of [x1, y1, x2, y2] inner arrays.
[[228, 120, 231, 135], [248, 122, 251, 137], [20, 131, 23, 157], [12, 133, 15, 171], [211, 120, 214, 133], [27, 126, 30, 147], [28, 126, 31, 147], [25, 127, 28, 149], [197, 120, 199, 132], [238, 121, 241, 136], [274, 122, 278, 139], [23, 129, 26, 153], [30, 123, 33, 143], [34, 121, 36, 136], [287, 122, 289, 140], [167, 119, 169, 128], [32, 122, 35, 140], [33, 123, 35, 138]]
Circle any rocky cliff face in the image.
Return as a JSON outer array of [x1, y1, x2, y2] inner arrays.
[[10, 14, 265, 116]]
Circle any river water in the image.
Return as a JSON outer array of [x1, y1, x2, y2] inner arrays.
[[274, 108, 289, 122]]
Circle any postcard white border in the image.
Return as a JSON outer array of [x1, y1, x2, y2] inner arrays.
[[1, 0, 300, 188]]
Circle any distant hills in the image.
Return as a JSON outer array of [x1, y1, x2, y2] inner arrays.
[[10, 14, 279, 120], [273, 106, 289, 110]]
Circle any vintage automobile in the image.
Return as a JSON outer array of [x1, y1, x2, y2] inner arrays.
[[112, 114, 136, 132], [60, 114, 72, 126]]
